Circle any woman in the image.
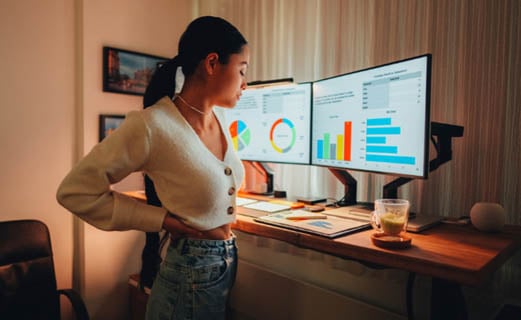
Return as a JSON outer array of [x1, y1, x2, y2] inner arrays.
[[57, 16, 249, 319]]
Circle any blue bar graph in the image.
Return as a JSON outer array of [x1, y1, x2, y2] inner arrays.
[[367, 117, 392, 126], [317, 140, 323, 158], [366, 154, 416, 165], [365, 116, 416, 166], [366, 145, 398, 153], [366, 127, 401, 135], [366, 136, 386, 144]]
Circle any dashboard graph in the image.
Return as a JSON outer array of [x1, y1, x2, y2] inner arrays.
[[230, 120, 251, 151], [312, 55, 430, 178], [223, 82, 312, 164]]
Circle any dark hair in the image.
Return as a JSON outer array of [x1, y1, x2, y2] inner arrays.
[[143, 16, 247, 108]]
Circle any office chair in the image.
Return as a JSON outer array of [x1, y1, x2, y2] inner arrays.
[[0, 219, 89, 320]]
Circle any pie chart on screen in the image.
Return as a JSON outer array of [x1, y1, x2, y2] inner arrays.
[[229, 120, 251, 151]]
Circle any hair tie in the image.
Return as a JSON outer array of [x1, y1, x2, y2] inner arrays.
[[174, 65, 185, 95]]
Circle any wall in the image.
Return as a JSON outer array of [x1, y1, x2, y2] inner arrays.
[[0, 0, 76, 306]]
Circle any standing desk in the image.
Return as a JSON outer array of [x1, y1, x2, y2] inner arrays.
[[235, 205, 521, 320]]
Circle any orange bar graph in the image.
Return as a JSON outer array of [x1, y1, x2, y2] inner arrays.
[[344, 121, 352, 161]]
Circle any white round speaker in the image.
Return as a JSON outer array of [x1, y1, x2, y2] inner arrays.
[[470, 202, 505, 232]]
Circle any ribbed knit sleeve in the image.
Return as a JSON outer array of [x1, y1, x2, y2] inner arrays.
[[56, 111, 168, 232]]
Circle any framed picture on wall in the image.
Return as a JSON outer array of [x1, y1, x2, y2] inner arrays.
[[99, 114, 125, 141], [103, 46, 169, 96]]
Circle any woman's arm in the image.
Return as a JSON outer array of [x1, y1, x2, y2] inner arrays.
[[56, 111, 166, 232]]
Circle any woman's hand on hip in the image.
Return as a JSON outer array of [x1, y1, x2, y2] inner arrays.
[[162, 213, 202, 238]]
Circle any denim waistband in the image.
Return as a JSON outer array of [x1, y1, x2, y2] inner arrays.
[[170, 235, 236, 256]]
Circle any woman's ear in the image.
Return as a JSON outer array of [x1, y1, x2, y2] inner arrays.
[[205, 53, 219, 75]]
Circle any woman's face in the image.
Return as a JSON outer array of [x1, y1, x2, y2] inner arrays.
[[212, 45, 250, 108]]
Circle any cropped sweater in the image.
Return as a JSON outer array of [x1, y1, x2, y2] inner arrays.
[[56, 96, 244, 232]]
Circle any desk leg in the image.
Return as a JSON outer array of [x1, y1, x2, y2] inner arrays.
[[431, 278, 468, 320]]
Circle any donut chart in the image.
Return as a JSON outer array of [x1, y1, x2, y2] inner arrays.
[[269, 118, 296, 153], [229, 120, 251, 151]]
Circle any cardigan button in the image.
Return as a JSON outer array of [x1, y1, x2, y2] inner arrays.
[[227, 206, 234, 215], [224, 167, 232, 176], [228, 187, 235, 196]]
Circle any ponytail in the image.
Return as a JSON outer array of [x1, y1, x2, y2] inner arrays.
[[143, 56, 181, 108]]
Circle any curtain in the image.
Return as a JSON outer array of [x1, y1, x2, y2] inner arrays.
[[194, 0, 521, 224]]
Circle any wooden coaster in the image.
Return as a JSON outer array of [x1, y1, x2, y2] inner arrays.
[[371, 232, 412, 249]]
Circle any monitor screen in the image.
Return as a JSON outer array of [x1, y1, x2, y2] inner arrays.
[[222, 82, 312, 165], [311, 54, 431, 178]]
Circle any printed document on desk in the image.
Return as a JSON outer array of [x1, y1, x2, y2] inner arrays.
[[324, 206, 372, 222], [255, 212, 371, 238], [236, 197, 258, 206], [243, 201, 292, 213]]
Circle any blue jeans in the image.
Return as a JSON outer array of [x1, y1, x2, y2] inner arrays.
[[145, 236, 238, 320]]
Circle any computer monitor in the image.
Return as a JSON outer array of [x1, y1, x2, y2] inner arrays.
[[221, 81, 311, 195], [312, 54, 431, 178], [223, 82, 312, 165], [311, 54, 431, 205]]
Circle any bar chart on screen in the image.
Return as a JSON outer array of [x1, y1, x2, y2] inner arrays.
[[316, 121, 352, 161], [311, 54, 430, 178], [364, 117, 416, 166]]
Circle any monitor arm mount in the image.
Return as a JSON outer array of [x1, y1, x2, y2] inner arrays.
[[382, 121, 464, 198], [328, 168, 357, 206], [246, 161, 275, 195]]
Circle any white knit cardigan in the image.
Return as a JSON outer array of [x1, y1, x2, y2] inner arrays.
[[57, 97, 244, 232]]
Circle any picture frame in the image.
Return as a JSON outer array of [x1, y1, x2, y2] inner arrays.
[[99, 114, 125, 141], [103, 46, 169, 96]]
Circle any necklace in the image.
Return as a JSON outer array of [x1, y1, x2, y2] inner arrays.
[[176, 95, 211, 116]]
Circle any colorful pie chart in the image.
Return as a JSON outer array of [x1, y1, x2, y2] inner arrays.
[[229, 120, 251, 151]]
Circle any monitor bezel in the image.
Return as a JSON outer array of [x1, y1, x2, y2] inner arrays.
[[310, 54, 432, 179]]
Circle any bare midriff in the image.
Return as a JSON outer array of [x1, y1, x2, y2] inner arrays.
[[168, 223, 232, 241], [193, 223, 232, 240]]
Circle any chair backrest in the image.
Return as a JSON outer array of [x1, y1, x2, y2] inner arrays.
[[0, 219, 61, 319]]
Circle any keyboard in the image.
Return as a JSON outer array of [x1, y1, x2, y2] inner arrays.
[[243, 201, 292, 213]]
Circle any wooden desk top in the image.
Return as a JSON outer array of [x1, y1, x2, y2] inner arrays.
[[123, 190, 521, 286], [234, 212, 521, 286]]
